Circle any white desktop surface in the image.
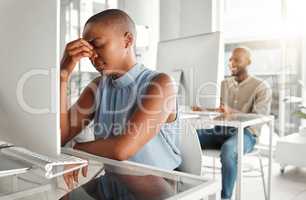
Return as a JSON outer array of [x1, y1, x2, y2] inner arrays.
[[275, 133, 306, 169]]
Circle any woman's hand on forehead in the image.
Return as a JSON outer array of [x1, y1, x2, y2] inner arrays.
[[66, 38, 93, 50], [60, 38, 97, 77]]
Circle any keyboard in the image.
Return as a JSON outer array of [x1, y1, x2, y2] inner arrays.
[[0, 141, 13, 149], [0, 153, 32, 177], [1, 146, 88, 179], [6, 146, 86, 166]]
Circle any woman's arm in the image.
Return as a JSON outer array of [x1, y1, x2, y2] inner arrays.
[[60, 38, 99, 145], [74, 73, 177, 160], [61, 77, 100, 145]]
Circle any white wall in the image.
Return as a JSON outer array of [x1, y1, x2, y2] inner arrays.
[[223, 0, 282, 42], [118, 0, 160, 69], [160, 0, 222, 41], [118, 0, 223, 68], [302, 37, 306, 127], [159, 0, 181, 41]]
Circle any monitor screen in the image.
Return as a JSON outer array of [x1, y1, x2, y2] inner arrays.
[[0, 0, 60, 156], [157, 32, 224, 109]]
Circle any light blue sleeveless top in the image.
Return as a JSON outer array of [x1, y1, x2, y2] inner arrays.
[[93, 63, 182, 170]]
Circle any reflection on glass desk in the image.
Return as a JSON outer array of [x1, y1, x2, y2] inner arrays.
[[66, 163, 216, 200]]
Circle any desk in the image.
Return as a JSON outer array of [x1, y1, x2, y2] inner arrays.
[[181, 113, 274, 200], [275, 132, 306, 173], [0, 149, 220, 200]]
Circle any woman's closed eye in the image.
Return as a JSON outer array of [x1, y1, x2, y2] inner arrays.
[[93, 43, 104, 49], [89, 39, 104, 49]]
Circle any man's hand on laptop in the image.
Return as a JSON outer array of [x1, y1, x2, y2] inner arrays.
[[191, 105, 223, 113], [219, 104, 239, 115], [191, 106, 204, 112]]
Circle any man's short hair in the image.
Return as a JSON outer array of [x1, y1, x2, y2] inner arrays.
[[234, 46, 252, 61]]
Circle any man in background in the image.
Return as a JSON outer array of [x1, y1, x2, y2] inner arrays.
[[193, 47, 272, 200]]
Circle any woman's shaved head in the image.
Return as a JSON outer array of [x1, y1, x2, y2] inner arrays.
[[85, 9, 136, 38], [82, 9, 137, 76]]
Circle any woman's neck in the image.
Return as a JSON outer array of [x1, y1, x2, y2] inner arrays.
[[111, 54, 137, 78]]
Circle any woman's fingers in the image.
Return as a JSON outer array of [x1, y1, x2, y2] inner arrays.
[[63, 172, 74, 190], [70, 52, 93, 64], [68, 45, 93, 56], [62, 162, 91, 190], [80, 38, 94, 50], [73, 169, 79, 183], [63, 173, 69, 187], [67, 38, 93, 51], [82, 165, 88, 177], [63, 164, 83, 190], [61, 38, 95, 75]]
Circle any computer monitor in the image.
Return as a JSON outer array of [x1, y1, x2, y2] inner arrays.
[[157, 32, 224, 109], [0, 0, 60, 157]]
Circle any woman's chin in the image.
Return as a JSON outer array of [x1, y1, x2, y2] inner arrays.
[[101, 69, 114, 76], [96, 66, 123, 77]]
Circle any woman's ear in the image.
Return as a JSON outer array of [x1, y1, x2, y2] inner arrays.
[[248, 59, 252, 66], [124, 32, 134, 49]]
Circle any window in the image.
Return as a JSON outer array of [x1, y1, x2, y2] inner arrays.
[[223, 0, 306, 136], [60, 0, 118, 104]]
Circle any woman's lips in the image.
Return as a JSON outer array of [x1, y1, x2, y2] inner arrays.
[[91, 58, 106, 70], [95, 62, 107, 72]]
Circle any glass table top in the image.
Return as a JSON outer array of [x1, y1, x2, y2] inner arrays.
[[67, 163, 208, 200]]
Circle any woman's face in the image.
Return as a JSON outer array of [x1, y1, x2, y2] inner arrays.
[[83, 22, 129, 76]]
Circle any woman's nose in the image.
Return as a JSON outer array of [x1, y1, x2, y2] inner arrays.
[[228, 62, 233, 68], [92, 50, 98, 58]]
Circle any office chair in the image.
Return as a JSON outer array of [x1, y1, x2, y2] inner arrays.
[[201, 137, 268, 200]]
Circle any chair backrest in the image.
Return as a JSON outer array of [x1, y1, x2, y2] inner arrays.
[[177, 120, 203, 175]]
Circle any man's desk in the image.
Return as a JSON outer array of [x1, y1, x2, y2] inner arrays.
[[181, 112, 274, 200], [0, 148, 220, 200]]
